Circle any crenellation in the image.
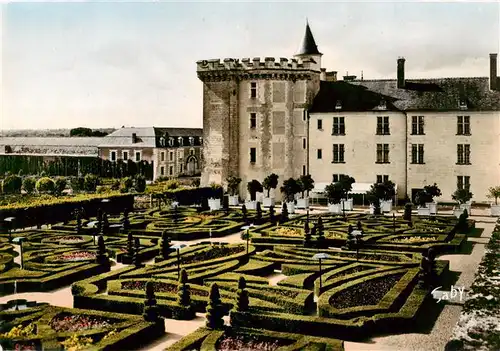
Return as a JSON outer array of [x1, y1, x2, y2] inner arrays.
[[197, 56, 318, 74]]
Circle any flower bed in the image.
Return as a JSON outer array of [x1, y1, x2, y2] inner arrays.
[[121, 280, 209, 297], [217, 334, 286, 351], [330, 273, 405, 309], [325, 266, 368, 282], [59, 236, 86, 244], [273, 227, 302, 237], [59, 251, 96, 262], [49, 313, 113, 332], [390, 236, 439, 244], [182, 246, 245, 265]]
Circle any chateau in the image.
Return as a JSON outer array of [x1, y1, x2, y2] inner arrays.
[[197, 23, 500, 203]]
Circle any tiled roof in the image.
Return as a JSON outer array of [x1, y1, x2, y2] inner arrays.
[[153, 128, 203, 138], [0, 137, 101, 156], [348, 77, 500, 111], [98, 127, 156, 148], [309, 81, 399, 113]]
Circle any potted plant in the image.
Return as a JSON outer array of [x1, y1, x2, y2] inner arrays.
[[339, 176, 355, 211], [379, 180, 396, 212], [415, 190, 433, 216], [296, 174, 315, 209], [226, 176, 241, 206], [366, 183, 388, 215], [280, 178, 300, 214], [246, 180, 263, 210], [452, 188, 473, 218], [324, 182, 344, 214], [208, 183, 222, 211], [262, 174, 279, 208], [487, 186, 500, 216], [423, 183, 441, 215]]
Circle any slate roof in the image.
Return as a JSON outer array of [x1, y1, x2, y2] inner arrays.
[[349, 77, 500, 111], [98, 127, 203, 148], [0, 137, 101, 156], [296, 22, 322, 56]]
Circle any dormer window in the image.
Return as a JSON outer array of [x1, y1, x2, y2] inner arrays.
[[159, 137, 165, 147], [168, 137, 175, 147], [335, 100, 342, 110], [199, 137, 203, 145], [380, 99, 387, 110], [178, 137, 183, 146], [459, 99, 468, 110], [189, 137, 195, 146]]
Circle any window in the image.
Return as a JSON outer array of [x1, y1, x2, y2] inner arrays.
[[250, 82, 257, 98], [169, 166, 173, 176], [377, 175, 389, 183], [178, 149, 184, 160], [169, 151, 174, 161], [190, 149, 195, 156], [160, 152, 165, 162], [303, 138, 306, 149], [376, 144, 390, 163], [302, 165, 306, 175], [333, 174, 345, 183], [189, 136, 195, 146], [457, 144, 471, 164], [459, 99, 468, 109], [135, 151, 141, 162], [376, 116, 390, 135], [160, 166, 165, 176], [110, 151, 117, 162], [332, 144, 345, 163], [457, 116, 470, 135], [317, 149, 322, 159], [178, 137, 184, 146], [317, 119, 323, 130], [250, 148, 256, 163], [335, 100, 342, 110], [411, 116, 425, 135], [169, 138, 175, 147], [123, 151, 129, 161], [159, 137, 165, 147], [457, 176, 470, 190], [411, 144, 424, 164], [180, 164, 183, 173], [250, 113, 257, 129], [332, 117, 345, 135]]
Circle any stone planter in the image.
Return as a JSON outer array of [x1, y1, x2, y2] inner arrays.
[[296, 198, 309, 209], [380, 200, 392, 213], [208, 198, 221, 211], [490, 204, 500, 217], [417, 207, 431, 216], [328, 203, 342, 214], [286, 202, 295, 214], [341, 198, 353, 211], [245, 201, 257, 210], [426, 202, 438, 215], [460, 203, 472, 215], [228, 195, 239, 206], [262, 197, 275, 208], [453, 208, 464, 218]]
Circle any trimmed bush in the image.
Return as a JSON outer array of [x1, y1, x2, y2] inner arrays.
[[35, 177, 55, 194], [135, 175, 147, 193], [22, 177, 36, 194], [2, 175, 22, 194], [206, 283, 224, 329], [84, 174, 100, 192]]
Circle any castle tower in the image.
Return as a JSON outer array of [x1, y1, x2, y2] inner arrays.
[[197, 24, 322, 199], [294, 21, 322, 72]]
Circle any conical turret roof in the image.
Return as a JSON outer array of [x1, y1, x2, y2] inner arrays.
[[296, 22, 322, 56]]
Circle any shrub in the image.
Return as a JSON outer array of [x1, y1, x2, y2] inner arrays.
[[161, 231, 171, 260], [35, 177, 55, 194], [177, 269, 191, 307], [280, 203, 288, 223], [262, 174, 279, 198], [324, 182, 343, 205], [143, 281, 160, 322], [235, 276, 249, 312], [135, 175, 147, 193], [70, 177, 85, 192], [297, 174, 315, 198], [403, 203, 412, 222], [22, 177, 36, 194], [84, 174, 100, 192], [452, 188, 473, 204], [227, 176, 242, 196], [54, 177, 67, 195], [205, 283, 224, 329], [96, 186, 111, 194], [247, 180, 263, 201], [487, 186, 500, 205], [121, 177, 134, 192], [164, 179, 180, 190], [191, 179, 201, 188], [339, 176, 356, 199], [280, 178, 300, 203], [110, 179, 121, 191], [2, 175, 22, 194]]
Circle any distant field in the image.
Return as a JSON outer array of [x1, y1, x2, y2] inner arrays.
[[0, 128, 116, 137]]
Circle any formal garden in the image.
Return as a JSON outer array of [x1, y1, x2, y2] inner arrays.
[[0, 172, 497, 350]]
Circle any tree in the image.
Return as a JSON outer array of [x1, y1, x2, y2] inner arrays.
[[143, 281, 160, 322], [280, 178, 300, 203], [235, 276, 249, 312], [424, 183, 442, 200], [256, 202, 262, 220], [280, 202, 288, 223], [452, 188, 473, 205], [262, 174, 279, 198], [205, 283, 224, 329], [135, 175, 147, 193], [95, 236, 109, 265], [486, 186, 500, 205], [226, 176, 242, 196], [366, 182, 395, 215], [324, 182, 344, 204], [84, 174, 99, 192], [339, 176, 356, 199], [247, 180, 263, 201], [415, 190, 433, 208], [297, 174, 315, 198], [177, 269, 191, 307], [403, 203, 412, 222], [161, 231, 171, 260], [241, 204, 247, 223], [269, 205, 275, 224]]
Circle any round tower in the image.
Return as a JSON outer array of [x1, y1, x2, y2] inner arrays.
[[294, 21, 322, 72]]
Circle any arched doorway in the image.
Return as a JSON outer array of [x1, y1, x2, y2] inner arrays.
[[186, 155, 198, 176]]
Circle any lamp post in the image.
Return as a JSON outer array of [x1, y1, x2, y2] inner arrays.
[[12, 237, 25, 270], [241, 224, 254, 260], [313, 253, 331, 294], [5, 217, 15, 243], [171, 244, 187, 278]]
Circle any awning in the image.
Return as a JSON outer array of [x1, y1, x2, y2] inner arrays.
[[310, 182, 398, 195]]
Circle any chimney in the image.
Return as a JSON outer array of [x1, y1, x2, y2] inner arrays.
[[326, 71, 337, 82], [132, 133, 137, 144], [320, 68, 327, 81], [397, 57, 405, 89], [490, 53, 498, 91]]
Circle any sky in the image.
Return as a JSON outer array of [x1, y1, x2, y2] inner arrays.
[[0, 1, 499, 130]]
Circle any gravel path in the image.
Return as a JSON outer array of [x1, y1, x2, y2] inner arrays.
[[344, 216, 495, 351]]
